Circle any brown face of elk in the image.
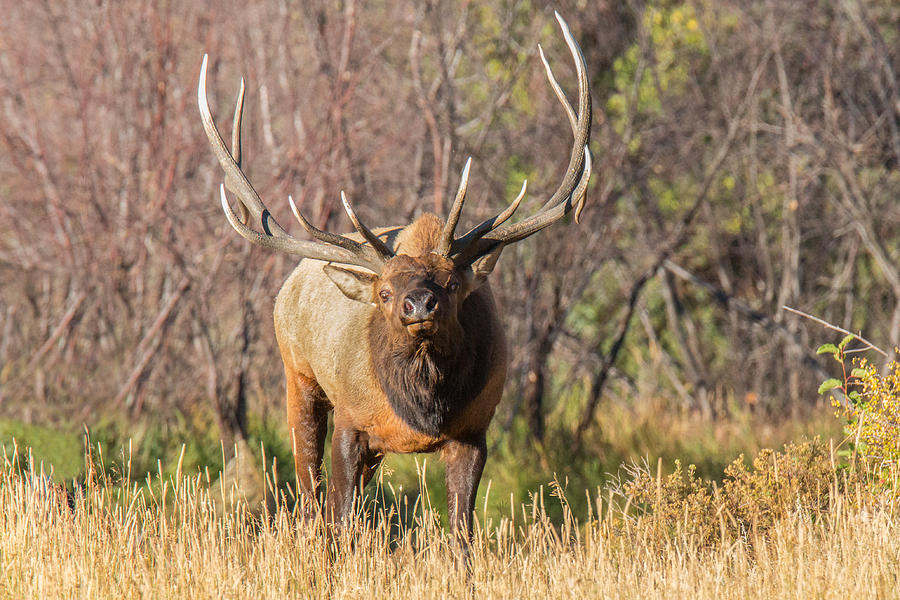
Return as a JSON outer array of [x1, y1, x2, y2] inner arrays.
[[323, 252, 493, 342]]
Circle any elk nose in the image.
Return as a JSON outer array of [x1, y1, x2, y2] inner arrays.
[[401, 289, 437, 321]]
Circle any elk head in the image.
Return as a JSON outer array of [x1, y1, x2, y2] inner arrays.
[[197, 12, 592, 342], [324, 252, 467, 341], [318, 163, 512, 347]]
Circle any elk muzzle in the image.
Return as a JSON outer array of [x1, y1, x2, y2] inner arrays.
[[400, 288, 439, 335]]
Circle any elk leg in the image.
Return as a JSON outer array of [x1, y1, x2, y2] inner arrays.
[[325, 423, 381, 527], [443, 435, 487, 545], [285, 370, 329, 514]]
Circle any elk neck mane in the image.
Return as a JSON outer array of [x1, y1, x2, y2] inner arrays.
[[367, 214, 495, 437], [367, 294, 494, 437]]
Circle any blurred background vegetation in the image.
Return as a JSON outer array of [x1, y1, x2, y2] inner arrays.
[[1, 0, 898, 521]]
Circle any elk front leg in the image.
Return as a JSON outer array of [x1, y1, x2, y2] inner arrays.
[[443, 435, 487, 546], [325, 422, 381, 528], [285, 370, 329, 514]]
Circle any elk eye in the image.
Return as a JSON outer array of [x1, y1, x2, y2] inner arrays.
[[448, 281, 459, 292], [379, 289, 392, 303]]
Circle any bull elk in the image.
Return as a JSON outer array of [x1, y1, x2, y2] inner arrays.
[[198, 13, 591, 541]]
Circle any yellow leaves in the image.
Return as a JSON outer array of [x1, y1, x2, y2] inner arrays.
[[606, 93, 627, 116], [627, 136, 642, 155], [609, 3, 717, 132], [756, 170, 776, 195], [723, 213, 743, 235], [841, 355, 900, 461]]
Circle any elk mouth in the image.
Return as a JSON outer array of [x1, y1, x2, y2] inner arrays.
[[405, 319, 437, 337]]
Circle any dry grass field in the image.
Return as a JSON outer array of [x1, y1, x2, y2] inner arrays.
[[4, 3, 900, 598], [2, 444, 899, 600]]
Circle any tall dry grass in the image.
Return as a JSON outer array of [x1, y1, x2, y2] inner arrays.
[[2, 445, 899, 599]]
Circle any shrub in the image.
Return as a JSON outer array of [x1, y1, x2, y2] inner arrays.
[[817, 335, 900, 463], [833, 358, 900, 462], [620, 437, 845, 548]]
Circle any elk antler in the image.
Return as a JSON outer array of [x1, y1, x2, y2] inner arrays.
[[435, 157, 472, 256], [201, 12, 590, 273], [198, 56, 393, 273], [442, 12, 593, 267]]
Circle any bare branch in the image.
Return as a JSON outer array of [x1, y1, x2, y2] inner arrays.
[[782, 306, 888, 357]]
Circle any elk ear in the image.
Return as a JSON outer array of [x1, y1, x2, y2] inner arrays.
[[468, 245, 504, 290], [323, 264, 377, 304]]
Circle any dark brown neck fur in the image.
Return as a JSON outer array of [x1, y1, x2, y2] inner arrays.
[[368, 291, 494, 437]]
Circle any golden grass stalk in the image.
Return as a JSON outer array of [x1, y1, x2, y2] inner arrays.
[[2, 444, 900, 599]]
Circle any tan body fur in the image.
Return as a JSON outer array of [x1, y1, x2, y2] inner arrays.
[[274, 215, 507, 516]]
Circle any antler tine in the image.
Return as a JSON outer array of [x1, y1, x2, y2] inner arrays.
[[573, 147, 592, 224], [231, 78, 244, 166], [538, 40, 585, 214], [538, 44, 577, 134], [229, 77, 250, 226], [287, 196, 388, 270], [220, 185, 288, 252], [449, 179, 527, 254], [200, 56, 386, 272], [341, 191, 395, 260], [199, 55, 289, 239], [451, 12, 592, 265], [436, 157, 472, 256], [287, 196, 357, 253]]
